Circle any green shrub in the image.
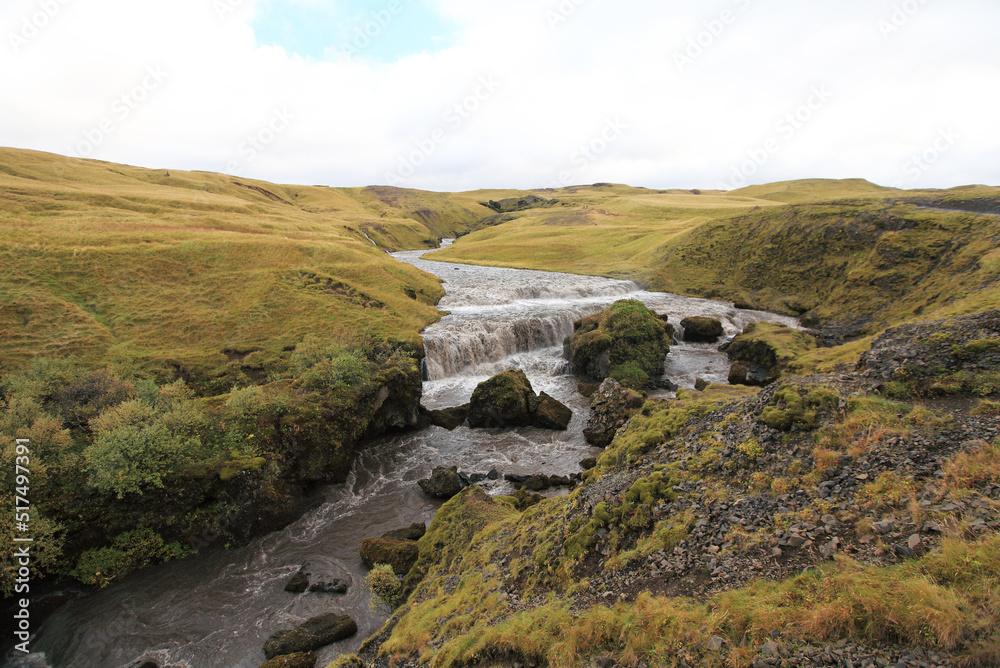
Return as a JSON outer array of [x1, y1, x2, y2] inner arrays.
[[366, 563, 407, 611], [70, 528, 188, 587], [84, 399, 202, 498]]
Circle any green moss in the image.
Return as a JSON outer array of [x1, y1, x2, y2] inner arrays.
[[737, 436, 764, 460], [565, 300, 670, 385]]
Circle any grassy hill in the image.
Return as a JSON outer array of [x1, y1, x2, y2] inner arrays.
[[0, 148, 492, 383]]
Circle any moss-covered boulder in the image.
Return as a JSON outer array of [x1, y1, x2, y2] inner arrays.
[[426, 404, 469, 430], [534, 392, 573, 430], [417, 467, 467, 499], [724, 322, 818, 386], [262, 614, 357, 660], [467, 369, 537, 428], [564, 300, 671, 389], [258, 652, 317, 668], [360, 537, 420, 575], [681, 316, 724, 343], [467, 369, 573, 430]]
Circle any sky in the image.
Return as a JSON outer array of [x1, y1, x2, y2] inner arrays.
[[1, 0, 998, 192]]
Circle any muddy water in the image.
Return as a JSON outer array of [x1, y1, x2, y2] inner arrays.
[[13, 243, 794, 668]]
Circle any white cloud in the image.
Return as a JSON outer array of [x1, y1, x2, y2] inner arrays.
[[0, 0, 997, 190]]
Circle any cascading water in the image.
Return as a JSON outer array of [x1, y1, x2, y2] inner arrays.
[[10, 242, 796, 668]]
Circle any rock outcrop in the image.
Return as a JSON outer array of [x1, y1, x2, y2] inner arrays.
[[564, 300, 672, 390], [583, 378, 643, 447], [418, 467, 467, 499], [724, 322, 817, 387], [680, 316, 724, 343], [467, 369, 572, 430], [360, 537, 420, 576], [263, 614, 357, 660]]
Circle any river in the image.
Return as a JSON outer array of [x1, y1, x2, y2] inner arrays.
[[10, 243, 795, 668]]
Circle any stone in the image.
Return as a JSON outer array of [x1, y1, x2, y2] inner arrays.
[[580, 458, 598, 471], [308, 580, 348, 594], [284, 567, 309, 593], [418, 467, 466, 499], [907, 534, 922, 550], [258, 652, 317, 668], [706, 636, 725, 652], [426, 404, 469, 430], [584, 378, 639, 447], [467, 369, 537, 428], [681, 316, 724, 343], [533, 392, 572, 430], [694, 377, 710, 392], [382, 523, 427, 541], [263, 614, 357, 660], [872, 521, 894, 535], [359, 537, 420, 576]]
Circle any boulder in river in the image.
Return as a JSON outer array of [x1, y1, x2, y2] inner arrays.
[[467, 369, 572, 430], [360, 537, 420, 576], [258, 651, 317, 668], [284, 566, 310, 593], [534, 392, 573, 430], [681, 316, 724, 343], [382, 522, 427, 541], [263, 614, 357, 659], [725, 322, 818, 386], [425, 403, 470, 430], [583, 378, 643, 447], [418, 466, 467, 499], [308, 580, 348, 594]]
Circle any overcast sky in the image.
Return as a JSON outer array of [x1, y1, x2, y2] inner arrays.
[[1, 0, 997, 191]]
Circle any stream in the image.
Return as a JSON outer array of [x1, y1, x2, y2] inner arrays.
[[10, 242, 796, 668]]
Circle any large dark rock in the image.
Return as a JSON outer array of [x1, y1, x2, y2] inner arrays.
[[360, 537, 420, 575], [681, 316, 724, 343], [382, 522, 427, 541], [583, 378, 642, 447], [426, 404, 469, 430], [467, 369, 537, 428], [258, 651, 317, 668], [263, 614, 357, 660], [564, 300, 671, 390], [725, 322, 817, 386], [308, 580, 348, 594], [284, 566, 310, 593], [467, 369, 572, 430], [534, 392, 572, 430], [418, 467, 467, 499]]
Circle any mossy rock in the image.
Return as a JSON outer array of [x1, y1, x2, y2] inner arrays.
[[534, 392, 572, 430], [565, 300, 671, 386], [382, 523, 427, 541], [725, 322, 818, 385], [427, 404, 469, 430], [360, 537, 420, 576], [263, 614, 357, 659], [417, 467, 466, 499], [258, 652, 317, 668], [467, 369, 537, 428], [681, 316, 724, 343]]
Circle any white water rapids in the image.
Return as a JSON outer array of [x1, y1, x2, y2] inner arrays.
[[9, 242, 795, 668]]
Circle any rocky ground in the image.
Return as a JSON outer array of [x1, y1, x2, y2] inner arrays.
[[330, 312, 1000, 668]]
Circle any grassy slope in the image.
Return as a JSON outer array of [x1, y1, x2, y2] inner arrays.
[[0, 148, 491, 379], [425, 178, 1000, 338]]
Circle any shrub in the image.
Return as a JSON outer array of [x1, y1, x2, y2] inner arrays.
[[84, 399, 202, 498], [70, 528, 188, 587], [366, 563, 406, 611]]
